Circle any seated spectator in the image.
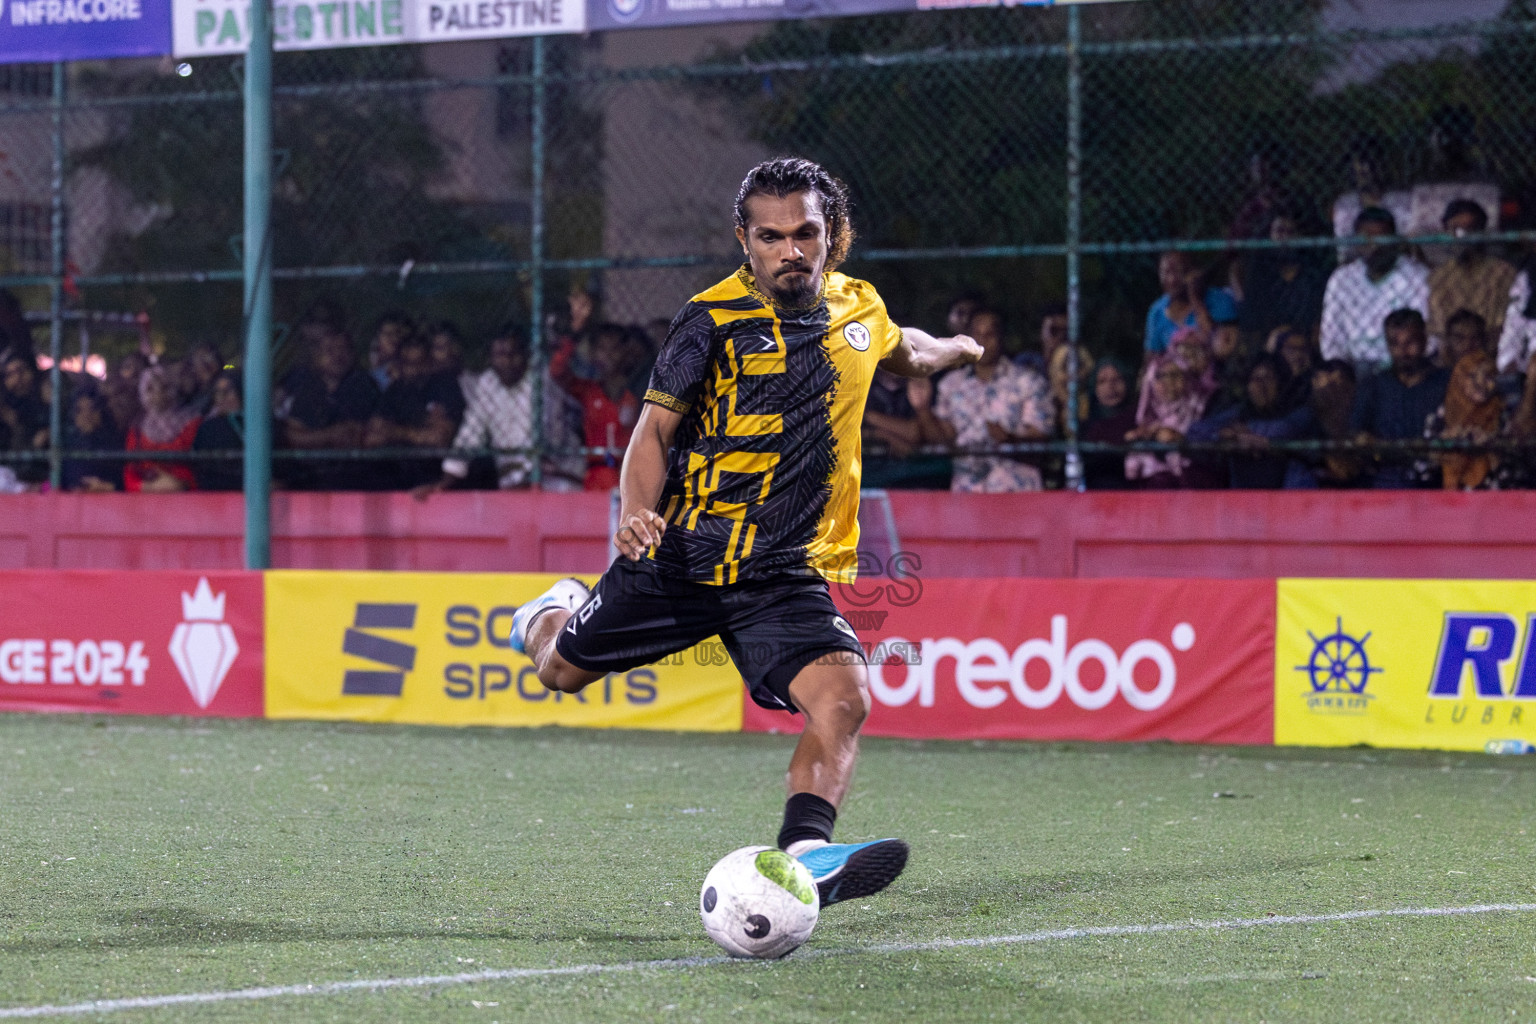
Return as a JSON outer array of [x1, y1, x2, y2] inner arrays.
[[1047, 342, 1093, 436], [1439, 309, 1489, 371], [124, 366, 201, 492], [1412, 351, 1518, 491], [278, 325, 380, 490], [1510, 352, 1536, 458], [1350, 308, 1449, 488], [192, 370, 244, 492], [1427, 199, 1516, 351], [0, 289, 33, 363], [103, 352, 146, 435], [1269, 327, 1317, 409], [863, 369, 919, 464], [1125, 356, 1206, 488], [553, 287, 602, 380], [1209, 315, 1250, 415], [1081, 357, 1136, 490], [367, 310, 415, 392], [364, 332, 465, 490], [1284, 359, 1359, 488], [1212, 310, 1243, 368], [184, 341, 223, 416], [925, 308, 1055, 492], [945, 292, 983, 339], [1144, 252, 1237, 354], [552, 323, 639, 491], [427, 320, 476, 403], [1017, 302, 1067, 374], [1188, 354, 1312, 489], [417, 328, 539, 495], [1497, 262, 1536, 373], [1238, 211, 1328, 346], [1320, 207, 1429, 373], [863, 370, 952, 490], [1168, 327, 1220, 406], [61, 388, 122, 492], [1, 347, 49, 481]]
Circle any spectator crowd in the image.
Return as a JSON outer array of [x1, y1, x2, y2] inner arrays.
[[861, 195, 1536, 493], [3, 195, 1536, 494]]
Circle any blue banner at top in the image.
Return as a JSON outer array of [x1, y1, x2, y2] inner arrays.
[[0, 0, 172, 63]]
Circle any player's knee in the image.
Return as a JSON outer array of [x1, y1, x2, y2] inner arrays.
[[535, 646, 597, 693], [800, 668, 869, 734], [542, 663, 590, 693]]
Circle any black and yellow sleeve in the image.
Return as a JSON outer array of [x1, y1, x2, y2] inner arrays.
[[644, 301, 715, 414]]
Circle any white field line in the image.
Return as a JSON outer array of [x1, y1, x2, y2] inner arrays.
[[1, 902, 1532, 1019]]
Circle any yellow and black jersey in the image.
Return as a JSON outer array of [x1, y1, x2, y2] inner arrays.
[[643, 266, 904, 585]]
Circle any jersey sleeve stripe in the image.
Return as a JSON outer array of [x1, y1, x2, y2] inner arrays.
[[644, 389, 691, 414]]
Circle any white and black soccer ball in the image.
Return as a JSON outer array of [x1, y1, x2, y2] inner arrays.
[[699, 845, 819, 958]]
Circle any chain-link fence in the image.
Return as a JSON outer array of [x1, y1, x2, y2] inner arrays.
[[3, 0, 1536, 494]]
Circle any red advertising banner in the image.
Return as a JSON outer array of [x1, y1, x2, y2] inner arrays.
[[743, 577, 1276, 744], [0, 571, 263, 717]]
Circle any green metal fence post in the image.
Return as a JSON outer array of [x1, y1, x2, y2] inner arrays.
[[243, 0, 274, 569], [528, 35, 547, 485], [46, 61, 64, 491], [1063, 3, 1084, 493]]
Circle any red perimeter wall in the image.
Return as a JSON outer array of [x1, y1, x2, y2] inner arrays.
[[1, 490, 1533, 577]]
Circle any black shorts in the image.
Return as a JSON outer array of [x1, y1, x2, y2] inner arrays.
[[554, 557, 866, 712]]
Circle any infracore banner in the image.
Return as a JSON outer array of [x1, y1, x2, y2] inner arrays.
[[0, 0, 171, 63]]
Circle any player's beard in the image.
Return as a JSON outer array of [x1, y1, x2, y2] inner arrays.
[[767, 267, 821, 308]]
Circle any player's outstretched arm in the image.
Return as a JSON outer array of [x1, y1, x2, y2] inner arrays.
[[880, 327, 984, 378], [615, 402, 684, 561]]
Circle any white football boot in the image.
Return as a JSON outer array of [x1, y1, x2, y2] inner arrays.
[[508, 578, 592, 654]]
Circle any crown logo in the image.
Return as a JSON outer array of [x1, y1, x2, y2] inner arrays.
[[169, 577, 238, 709], [180, 578, 226, 622]]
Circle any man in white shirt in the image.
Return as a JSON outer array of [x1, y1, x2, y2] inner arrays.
[[416, 330, 537, 494], [1320, 207, 1430, 373], [1497, 269, 1536, 374]]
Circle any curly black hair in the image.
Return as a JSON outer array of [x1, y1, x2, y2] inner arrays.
[[733, 157, 855, 270]]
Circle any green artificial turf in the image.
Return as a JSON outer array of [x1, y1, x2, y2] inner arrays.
[[1, 715, 1534, 1022]]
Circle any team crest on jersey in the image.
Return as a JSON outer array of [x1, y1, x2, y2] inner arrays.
[[843, 321, 871, 352]]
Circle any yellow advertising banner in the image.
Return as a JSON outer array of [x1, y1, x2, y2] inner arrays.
[[1276, 579, 1536, 752], [264, 571, 742, 732]]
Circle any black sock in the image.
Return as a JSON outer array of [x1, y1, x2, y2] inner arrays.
[[778, 792, 837, 850]]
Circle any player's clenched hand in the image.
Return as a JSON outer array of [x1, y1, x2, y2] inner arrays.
[[615, 509, 666, 561], [950, 334, 983, 366]]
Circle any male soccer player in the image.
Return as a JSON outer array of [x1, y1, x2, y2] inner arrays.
[[509, 158, 981, 905]]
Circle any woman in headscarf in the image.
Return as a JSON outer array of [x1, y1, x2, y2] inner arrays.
[[1168, 326, 1220, 404], [1081, 357, 1137, 489], [1414, 350, 1516, 490], [1125, 355, 1206, 488], [1047, 343, 1094, 436], [62, 387, 123, 492], [1188, 353, 1314, 488], [1266, 326, 1317, 411], [192, 369, 244, 492], [1, 347, 50, 482], [124, 364, 201, 492]]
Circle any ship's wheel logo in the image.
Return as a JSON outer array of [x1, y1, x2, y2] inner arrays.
[[1295, 616, 1380, 713]]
